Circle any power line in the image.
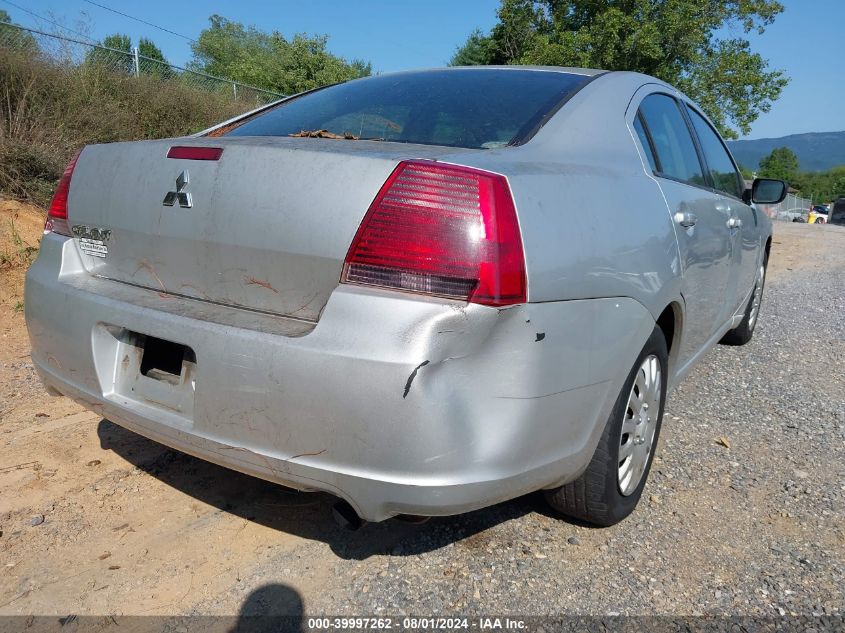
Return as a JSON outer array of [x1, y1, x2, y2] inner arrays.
[[0, 0, 98, 43], [82, 0, 195, 42]]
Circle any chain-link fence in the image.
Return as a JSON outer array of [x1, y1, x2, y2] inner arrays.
[[0, 21, 285, 105], [757, 192, 814, 222]]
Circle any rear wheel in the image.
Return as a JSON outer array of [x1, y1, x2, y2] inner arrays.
[[544, 327, 668, 526], [721, 255, 767, 346]]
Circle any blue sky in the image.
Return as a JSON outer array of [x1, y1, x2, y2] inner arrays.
[[6, 0, 844, 139]]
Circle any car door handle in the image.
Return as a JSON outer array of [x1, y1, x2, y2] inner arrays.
[[674, 212, 698, 228], [727, 217, 742, 229]]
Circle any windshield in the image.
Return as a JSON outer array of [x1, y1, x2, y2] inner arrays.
[[223, 69, 591, 149]]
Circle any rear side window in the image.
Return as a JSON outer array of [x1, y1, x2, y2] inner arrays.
[[686, 107, 743, 198], [223, 69, 591, 149], [638, 94, 705, 187], [633, 113, 658, 172]]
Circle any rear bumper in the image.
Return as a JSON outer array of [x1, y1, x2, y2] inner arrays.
[[25, 234, 654, 521]]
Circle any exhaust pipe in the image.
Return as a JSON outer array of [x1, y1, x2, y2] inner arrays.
[[332, 500, 365, 531], [395, 514, 430, 525]]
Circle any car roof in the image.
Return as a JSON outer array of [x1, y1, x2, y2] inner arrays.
[[388, 66, 607, 78]]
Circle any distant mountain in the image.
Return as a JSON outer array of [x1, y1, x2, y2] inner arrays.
[[727, 131, 845, 173]]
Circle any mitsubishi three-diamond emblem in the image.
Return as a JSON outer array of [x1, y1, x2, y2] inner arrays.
[[162, 170, 192, 208]]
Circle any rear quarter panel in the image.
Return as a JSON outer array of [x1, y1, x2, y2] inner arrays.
[[461, 72, 682, 321]]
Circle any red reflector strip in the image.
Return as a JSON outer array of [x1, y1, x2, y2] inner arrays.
[[166, 146, 223, 160]]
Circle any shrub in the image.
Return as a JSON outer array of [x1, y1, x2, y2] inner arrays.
[[0, 47, 252, 207]]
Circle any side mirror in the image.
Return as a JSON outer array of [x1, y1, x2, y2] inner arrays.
[[747, 178, 788, 205]]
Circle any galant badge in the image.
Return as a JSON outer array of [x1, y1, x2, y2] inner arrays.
[[162, 170, 192, 208]]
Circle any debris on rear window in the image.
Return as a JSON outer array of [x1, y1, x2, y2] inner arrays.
[[289, 129, 359, 140]]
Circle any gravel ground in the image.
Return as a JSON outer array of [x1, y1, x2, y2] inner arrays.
[[192, 223, 845, 618], [1, 221, 843, 623]]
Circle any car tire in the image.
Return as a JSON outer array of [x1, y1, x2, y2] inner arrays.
[[544, 326, 668, 526], [720, 254, 767, 346]]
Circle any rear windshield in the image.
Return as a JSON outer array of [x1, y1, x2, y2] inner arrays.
[[223, 69, 591, 149]]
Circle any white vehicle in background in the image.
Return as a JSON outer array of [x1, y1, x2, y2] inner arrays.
[[772, 207, 807, 222]]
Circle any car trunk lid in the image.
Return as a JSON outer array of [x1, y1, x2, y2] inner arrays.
[[67, 137, 474, 321]]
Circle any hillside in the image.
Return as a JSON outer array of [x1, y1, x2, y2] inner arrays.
[[727, 131, 845, 173]]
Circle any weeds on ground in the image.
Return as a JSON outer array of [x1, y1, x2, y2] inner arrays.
[[0, 218, 39, 269]]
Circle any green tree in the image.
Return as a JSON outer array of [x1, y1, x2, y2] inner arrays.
[[0, 10, 39, 54], [189, 15, 371, 94], [758, 147, 799, 183], [84, 33, 170, 77], [138, 36, 171, 77], [102, 33, 131, 52], [737, 163, 754, 181], [450, 29, 492, 66], [85, 32, 133, 74], [451, 0, 788, 139], [792, 165, 845, 203], [138, 37, 166, 62]]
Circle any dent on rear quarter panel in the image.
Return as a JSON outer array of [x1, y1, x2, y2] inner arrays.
[[399, 296, 654, 485]]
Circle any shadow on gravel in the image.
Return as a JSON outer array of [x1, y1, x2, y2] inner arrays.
[[232, 583, 304, 633], [96, 419, 572, 560]]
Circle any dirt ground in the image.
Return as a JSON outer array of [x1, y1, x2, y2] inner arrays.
[[1, 200, 323, 615], [0, 201, 842, 617]]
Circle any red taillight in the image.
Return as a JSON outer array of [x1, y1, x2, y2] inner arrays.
[[167, 146, 223, 160], [45, 149, 82, 237], [342, 160, 527, 306]]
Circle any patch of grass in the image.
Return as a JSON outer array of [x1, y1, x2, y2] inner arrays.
[[13, 300, 24, 312], [9, 217, 23, 246], [1, 218, 39, 269]]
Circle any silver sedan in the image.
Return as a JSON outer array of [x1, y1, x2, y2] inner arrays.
[[25, 67, 786, 526]]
